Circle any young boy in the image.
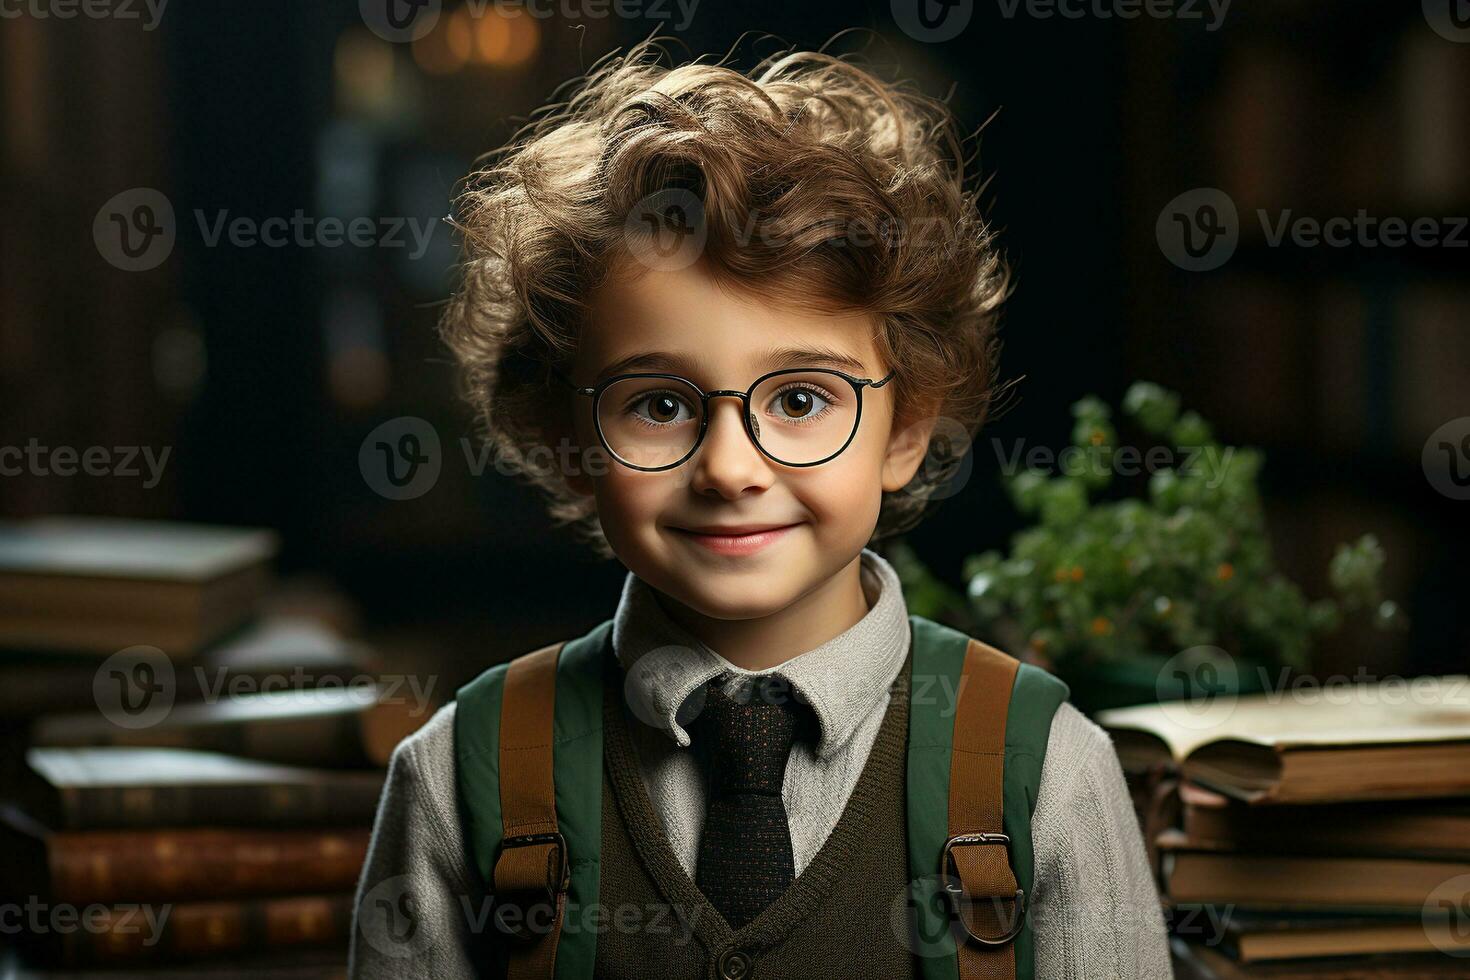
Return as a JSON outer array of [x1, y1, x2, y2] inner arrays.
[[350, 39, 1171, 979]]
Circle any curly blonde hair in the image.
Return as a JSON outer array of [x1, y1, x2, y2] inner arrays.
[[440, 37, 1009, 558]]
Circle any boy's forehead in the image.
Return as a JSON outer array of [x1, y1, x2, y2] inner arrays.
[[578, 263, 882, 383]]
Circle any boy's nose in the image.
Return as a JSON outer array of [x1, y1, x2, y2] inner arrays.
[[689, 397, 773, 498]]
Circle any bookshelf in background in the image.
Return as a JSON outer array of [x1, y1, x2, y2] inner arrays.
[[306, 12, 626, 630], [0, 14, 182, 522], [1121, 3, 1470, 678]]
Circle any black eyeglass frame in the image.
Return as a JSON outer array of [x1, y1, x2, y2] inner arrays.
[[551, 365, 897, 472]]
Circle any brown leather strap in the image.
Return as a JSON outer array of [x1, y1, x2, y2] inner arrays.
[[496, 642, 567, 980], [948, 638, 1022, 980]]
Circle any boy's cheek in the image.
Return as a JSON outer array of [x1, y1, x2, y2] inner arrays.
[[579, 430, 887, 539], [798, 461, 885, 536], [591, 469, 673, 528]]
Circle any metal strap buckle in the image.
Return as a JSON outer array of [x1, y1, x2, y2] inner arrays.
[[940, 832, 1027, 946], [492, 831, 569, 941]]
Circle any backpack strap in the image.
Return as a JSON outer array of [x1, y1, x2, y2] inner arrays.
[[947, 637, 1023, 980], [456, 620, 611, 980], [495, 642, 568, 977], [907, 614, 1070, 980]]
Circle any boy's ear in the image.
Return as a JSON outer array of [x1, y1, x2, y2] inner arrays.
[[881, 412, 940, 493]]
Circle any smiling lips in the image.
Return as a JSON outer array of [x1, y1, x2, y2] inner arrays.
[[671, 523, 799, 556]]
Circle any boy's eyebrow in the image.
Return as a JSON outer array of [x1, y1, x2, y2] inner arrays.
[[759, 345, 872, 375], [595, 345, 872, 381]]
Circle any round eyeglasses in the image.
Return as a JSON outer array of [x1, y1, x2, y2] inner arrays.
[[553, 366, 896, 471]]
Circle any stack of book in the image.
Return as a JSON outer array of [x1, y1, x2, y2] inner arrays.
[[0, 517, 279, 659], [0, 518, 434, 975], [1099, 677, 1470, 976]]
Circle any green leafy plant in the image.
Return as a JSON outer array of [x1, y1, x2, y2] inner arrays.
[[895, 382, 1401, 680]]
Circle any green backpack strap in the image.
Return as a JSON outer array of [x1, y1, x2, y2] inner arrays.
[[905, 614, 1070, 980], [455, 619, 611, 979]]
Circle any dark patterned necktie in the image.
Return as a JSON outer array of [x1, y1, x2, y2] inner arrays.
[[687, 673, 812, 929]]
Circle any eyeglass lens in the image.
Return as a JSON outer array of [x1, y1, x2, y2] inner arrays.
[[595, 371, 861, 468]]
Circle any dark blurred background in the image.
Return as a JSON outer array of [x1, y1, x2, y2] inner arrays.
[[3, 0, 1466, 693]]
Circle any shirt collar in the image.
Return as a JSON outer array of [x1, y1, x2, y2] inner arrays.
[[611, 547, 911, 759]]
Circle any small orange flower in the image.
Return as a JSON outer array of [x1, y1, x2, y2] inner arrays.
[[1071, 565, 1085, 582], [1090, 616, 1113, 636], [1217, 562, 1235, 582]]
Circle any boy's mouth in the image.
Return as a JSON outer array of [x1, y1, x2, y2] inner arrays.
[[669, 522, 801, 557]]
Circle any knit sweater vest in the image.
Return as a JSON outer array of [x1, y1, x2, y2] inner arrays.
[[594, 644, 917, 978]]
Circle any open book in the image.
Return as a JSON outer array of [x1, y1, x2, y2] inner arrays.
[[1096, 675, 1470, 803]]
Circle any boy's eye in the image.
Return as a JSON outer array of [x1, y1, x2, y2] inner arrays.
[[631, 390, 695, 425], [765, 383, 835, 423]]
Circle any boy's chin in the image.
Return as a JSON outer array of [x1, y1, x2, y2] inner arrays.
[[642, 563, 813, 623], [667, 588, 794, 622]]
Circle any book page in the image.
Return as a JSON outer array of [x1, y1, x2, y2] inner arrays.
[[1097, 675, 1470, 760]]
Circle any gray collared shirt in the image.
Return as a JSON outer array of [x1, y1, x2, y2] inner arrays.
[[348, 549, 1174, 977], [612, 547, 910, 877]]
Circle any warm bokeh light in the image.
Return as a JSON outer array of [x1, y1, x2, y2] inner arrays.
[[473, 8, 511, 64], [410, 4, 540, 75], [412, 11, 470, 75], [446, 7, 476, 66], [499, 7, 540, 68], [332, 26, 395, 115]]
